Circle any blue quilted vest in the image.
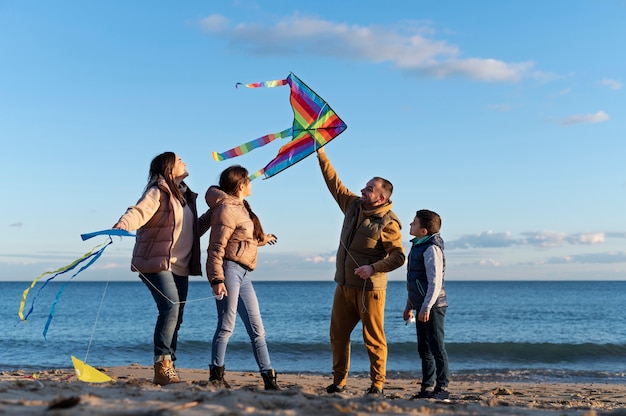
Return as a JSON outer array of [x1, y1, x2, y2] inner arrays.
[[406, 233, 448, 310]]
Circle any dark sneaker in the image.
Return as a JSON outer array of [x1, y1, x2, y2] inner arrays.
[[412, 388, 434, 399], [325, 383, 346, 393], [432, 388, 450, 400], [365, 385, 384, 398]]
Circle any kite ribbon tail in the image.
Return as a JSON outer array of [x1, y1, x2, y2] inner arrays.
[[212, 128, 293, 161], [235, 78, 289, 89], [42, 238, 113, 339], [248, 167, 265, 181], [81, 228, 135, 241], [18, 239, 111, 321]]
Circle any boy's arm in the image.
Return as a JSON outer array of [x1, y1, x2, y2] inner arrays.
[[418, 245, 444, 318]]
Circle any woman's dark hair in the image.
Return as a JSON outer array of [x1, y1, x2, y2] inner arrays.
[[219, 165, 265, 242], [147, 151, 184, 206], [415, 209, 441, 234]]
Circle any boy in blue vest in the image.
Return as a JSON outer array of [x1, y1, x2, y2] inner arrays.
[[403, 209, 450, 400]]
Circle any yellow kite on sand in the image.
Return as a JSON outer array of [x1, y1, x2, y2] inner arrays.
[[71, 356, 113, 383]]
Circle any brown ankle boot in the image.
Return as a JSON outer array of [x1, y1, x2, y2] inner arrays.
[[153, 359, 180, 385]]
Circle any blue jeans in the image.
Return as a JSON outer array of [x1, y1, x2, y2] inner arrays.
[[416, 306, 449, 390], [211, 260, 272, 372], [142, 271, 188, 361]]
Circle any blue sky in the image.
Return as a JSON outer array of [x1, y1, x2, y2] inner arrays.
[[2, 0, 625, 282]]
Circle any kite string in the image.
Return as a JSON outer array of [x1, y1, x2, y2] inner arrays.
[[339, 238, 369, 314], [85, 281, 109, 363], [133, 264, 220, 304], [18, 238, 111, 321], [39, 238, 114, 339]]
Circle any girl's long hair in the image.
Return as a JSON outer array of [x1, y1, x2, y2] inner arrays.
[[147, 151, 185, 206], [219, 165, 264, 242]]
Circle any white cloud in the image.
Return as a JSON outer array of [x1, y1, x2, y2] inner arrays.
[[200, 14, 231, 32], [478, 259, 500, 267], [520, 231, 568, 248], [567, 232, 605, 245], [545, 251, 626, 264], [419, 58, 533, 83], [599, 78, 623, 90], [199, 14, 534, 83], [449, 230, 617, 250], [9, 222, 23, 227], [549, 110, 610, 126], [447, 230, 516, 249], [305, 255, 335, 264], [92, 261, 125, 270], [521, 231, 605, 247]]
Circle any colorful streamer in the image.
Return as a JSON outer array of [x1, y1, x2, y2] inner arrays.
[[212, 128, 292, 161], [18, 229, 135, 338], [80, 228, 135, 241], [213, 72, 347, 180], [235, 78, 288, 89]]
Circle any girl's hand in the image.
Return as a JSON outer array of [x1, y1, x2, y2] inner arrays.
[[213, 283, 227, 300], [264, 234, 278, 245]]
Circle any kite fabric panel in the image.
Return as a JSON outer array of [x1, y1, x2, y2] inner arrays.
[[72, 356, 113, 383], [211, 72, 347, 180], [18, 229, 135, 338]]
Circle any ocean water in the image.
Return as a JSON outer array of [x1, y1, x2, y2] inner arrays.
[[2, 280, 626, 383]]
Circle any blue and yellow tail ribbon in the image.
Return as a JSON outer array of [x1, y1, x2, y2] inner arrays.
[[18, 229, 135, 338]]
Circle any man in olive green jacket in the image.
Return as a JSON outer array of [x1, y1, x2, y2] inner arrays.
[[317, 147, 405, 397]]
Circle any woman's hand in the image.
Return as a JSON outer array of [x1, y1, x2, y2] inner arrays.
[[262, 233, 278, 246]]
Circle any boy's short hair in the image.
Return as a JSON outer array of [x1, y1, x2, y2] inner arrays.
[[415, 209, 441, 235]]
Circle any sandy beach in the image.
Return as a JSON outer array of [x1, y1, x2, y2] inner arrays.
[[1, 365, 625, 415]]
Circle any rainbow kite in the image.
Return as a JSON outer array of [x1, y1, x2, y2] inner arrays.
[[212, 72, 347, 180]]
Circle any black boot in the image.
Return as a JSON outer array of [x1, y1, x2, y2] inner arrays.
[[209, 365, 231, 388], [261, 369, 281, 391]]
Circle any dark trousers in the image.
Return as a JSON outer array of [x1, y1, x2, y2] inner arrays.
[[416, 306, 449, 390]]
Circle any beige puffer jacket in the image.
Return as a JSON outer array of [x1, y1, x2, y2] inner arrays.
[[205, 186, 258, 285]]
